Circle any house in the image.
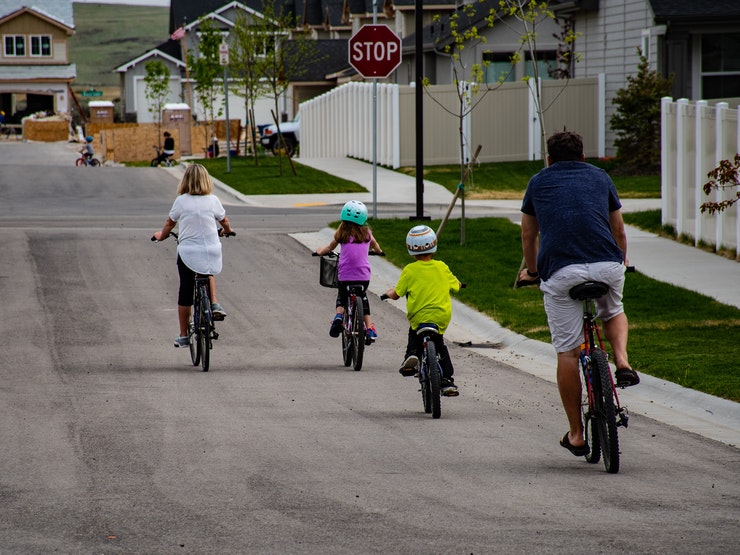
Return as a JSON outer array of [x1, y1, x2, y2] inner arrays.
[[0, 0, 76, 122]]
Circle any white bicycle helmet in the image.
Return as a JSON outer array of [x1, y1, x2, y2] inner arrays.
[[406, 225, 438, 256], [340, 200, 368, 225]]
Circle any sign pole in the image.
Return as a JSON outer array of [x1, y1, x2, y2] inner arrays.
[[220, 42, 231, 173], [372, 2, 378, 220]]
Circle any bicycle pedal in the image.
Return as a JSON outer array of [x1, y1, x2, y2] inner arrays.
[[212, 332, 219, 340]]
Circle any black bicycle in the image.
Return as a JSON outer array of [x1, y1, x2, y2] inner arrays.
[[570, 278, 630, 474], [153, 230, 235, 372], [314, 251, 384, 372]]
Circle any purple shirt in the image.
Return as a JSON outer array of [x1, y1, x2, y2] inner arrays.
[[338, 233, 372, 281]]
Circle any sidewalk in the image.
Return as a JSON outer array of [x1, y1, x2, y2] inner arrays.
[[238, 156, 740, 447]]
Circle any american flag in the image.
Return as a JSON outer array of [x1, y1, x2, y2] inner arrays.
[[170, 26, 185, 41]]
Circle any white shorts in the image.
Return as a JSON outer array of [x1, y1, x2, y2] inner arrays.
[[540, 262, 626, 353]]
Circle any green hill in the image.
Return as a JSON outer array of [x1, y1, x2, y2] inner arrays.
[[69, 3, 169, 91]]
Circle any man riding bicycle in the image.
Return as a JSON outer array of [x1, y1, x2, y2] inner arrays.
[[517, 130, 639, 458]]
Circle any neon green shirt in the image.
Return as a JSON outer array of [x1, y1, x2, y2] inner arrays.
[[395, 259, 460, 333]]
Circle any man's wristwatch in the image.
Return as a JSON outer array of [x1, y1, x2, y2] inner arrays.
[[526, 270, 539, 278]]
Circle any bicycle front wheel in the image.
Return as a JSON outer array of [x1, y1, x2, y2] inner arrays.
[[90, 158, 101, 167], [351, 298, 364, 371], [592, 348, 619, 473], [198, 291, 211, 372]]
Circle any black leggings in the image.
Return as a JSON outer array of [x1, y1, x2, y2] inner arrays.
[[405, 327, 454, 378], [335, 281, 370, 315], [177, 256, 209, 306]]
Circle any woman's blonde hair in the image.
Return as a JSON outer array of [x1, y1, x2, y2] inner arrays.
[[335, 220, 370, 244], [177, 163, 214, 195]]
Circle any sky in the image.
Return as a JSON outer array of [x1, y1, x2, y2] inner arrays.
[[73, 1, 170, 6]]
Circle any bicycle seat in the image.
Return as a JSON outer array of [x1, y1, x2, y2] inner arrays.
[[569, 281, 609, 301], [416, 323, 440, 335], [345, 284, 366, 293]]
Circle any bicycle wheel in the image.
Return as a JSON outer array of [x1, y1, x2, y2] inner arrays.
[[351, 297, 364, 371], [591, 348, 620, 473], [341, 310, 353, 367], [75, 157, 85, 167], [198, 290, 211, 372], [580, 355, 600, 464], [188, 314, 199, 366], [90, 158, 101, 167], [151, 158, 159, 167], [427, 341, 442, 418]]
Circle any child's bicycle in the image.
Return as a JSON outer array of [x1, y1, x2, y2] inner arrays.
[[569, 272, 633, 474], [152, 230, 235, 372], [75, 152, 101, 167], [151, 145, 176, 167], [313, 251, 384, 372], [381, 284, 464, 419]]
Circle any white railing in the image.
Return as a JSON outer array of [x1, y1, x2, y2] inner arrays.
[[300, 77, 605, 169], [661, 98, 740, 255]]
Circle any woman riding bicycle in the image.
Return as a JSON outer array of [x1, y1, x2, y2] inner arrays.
[[315, 200, 383, 342], [383, 225, 461, 397], [153, 163, 234, 347]]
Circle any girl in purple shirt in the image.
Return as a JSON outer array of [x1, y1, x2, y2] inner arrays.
[[315, 201, 383, 341]]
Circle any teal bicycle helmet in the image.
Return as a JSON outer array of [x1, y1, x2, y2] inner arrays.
[[85, 135, 93, 142], [406, 225, 438, 256], [340, 200, 368, 226]]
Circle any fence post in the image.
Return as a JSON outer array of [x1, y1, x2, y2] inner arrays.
[[695, 100, 708, 247], [675, 98, 690, 237], [661, 97, 674, 228]]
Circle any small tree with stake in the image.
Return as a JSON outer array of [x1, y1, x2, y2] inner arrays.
[[144, 60, 171, 150], [701, 154, 740, 215]]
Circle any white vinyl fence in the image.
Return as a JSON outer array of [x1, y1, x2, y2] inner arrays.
[[661, 98, 740, 255], [300, 77, 605, 168]]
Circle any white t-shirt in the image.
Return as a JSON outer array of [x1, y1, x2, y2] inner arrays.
[[169, 194, 226, 275]]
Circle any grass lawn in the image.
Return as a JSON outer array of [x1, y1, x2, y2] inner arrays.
[[399, 159, 661, 199], [367, 217, 740, 403]]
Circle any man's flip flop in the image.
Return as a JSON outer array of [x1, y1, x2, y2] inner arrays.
[[560, 433, 589, 457]]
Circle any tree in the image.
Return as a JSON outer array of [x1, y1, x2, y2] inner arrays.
[[188, 17, 224, 152], [701, 154, 740, 214], [253, 0, 320, 173], [610, 51, 673, 174], [144, 60, 171, 147], [229, 11, 270, 164]]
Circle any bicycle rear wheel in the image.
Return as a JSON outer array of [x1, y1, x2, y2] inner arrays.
[[351, 297, 364, 371], [198, 289, 211, 372], [581, 356, 600, 464], [423, 340, 441, 419], [341, 310, 353, 367], [188, 316, 199, 366], [592, 348, 619, 473], [90, 158, 101, 167]]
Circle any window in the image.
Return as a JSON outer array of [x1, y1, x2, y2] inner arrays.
[[4, 35, 25, 56], [701, 33, 740, 98], [524, 51, 557, 80], [482, 52, 515, 84], [30, 35, 52, 57]]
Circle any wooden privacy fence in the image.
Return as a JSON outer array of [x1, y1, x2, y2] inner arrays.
[[661, 98, 740, 255], [300, 76, 604, 168]]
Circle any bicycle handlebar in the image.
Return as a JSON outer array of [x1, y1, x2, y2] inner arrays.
[[312, 250, 385, 257], [151, 229, 235, 242], [515, 265, 636, 288]]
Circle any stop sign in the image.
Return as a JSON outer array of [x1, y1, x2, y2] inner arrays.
[[348, 24, 402, 79]]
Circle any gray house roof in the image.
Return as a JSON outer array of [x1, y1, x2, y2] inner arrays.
[[0, 0, 74, 28]]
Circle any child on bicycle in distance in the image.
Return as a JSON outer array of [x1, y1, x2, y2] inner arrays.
[[383, 225, 461, 397], [315, 200, 383, 342], [153, 163, 234, 347], [80, 135, 95, 161]]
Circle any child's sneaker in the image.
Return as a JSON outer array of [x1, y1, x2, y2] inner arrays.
[[441, 378, 459, 397], [174, 335, 189, 348], [399, 355, 418, 376], [329, 314, 343, 337], [366, 324, 378, 340]]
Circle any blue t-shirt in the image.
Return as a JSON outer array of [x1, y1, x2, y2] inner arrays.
[[520, 161, 623, 281]]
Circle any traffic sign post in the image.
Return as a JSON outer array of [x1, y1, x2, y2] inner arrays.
[[348, 24, 402, 79], [349, 24, 402, 218]]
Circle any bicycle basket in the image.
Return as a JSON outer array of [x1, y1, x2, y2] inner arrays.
[[319, 253, 339, 288]]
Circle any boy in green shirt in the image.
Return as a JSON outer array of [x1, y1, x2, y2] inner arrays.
[[383, 225, 461, 396]]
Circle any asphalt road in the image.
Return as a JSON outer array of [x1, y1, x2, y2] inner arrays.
[[0, 141, 737, 554]]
